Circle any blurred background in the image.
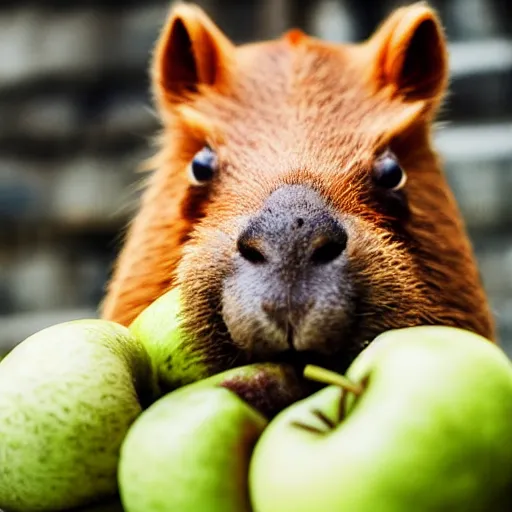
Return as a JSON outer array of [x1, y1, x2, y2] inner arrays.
[[0, 0, 511, 356]]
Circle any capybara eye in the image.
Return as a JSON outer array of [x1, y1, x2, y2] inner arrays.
[[373, 151, 407, 191], [187, 146, 218, 186]]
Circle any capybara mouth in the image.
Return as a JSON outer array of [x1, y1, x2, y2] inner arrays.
[[270, 349, 331, 375], [255, 338, 372, 382]]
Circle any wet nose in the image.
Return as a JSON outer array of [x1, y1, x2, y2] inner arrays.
[[236, 185, 347, 271], [224, 185, 351, 355]]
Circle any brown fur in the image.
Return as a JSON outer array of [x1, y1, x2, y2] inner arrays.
[[101, 2, 495, 371]]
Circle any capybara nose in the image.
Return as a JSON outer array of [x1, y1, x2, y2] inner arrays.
[[224, 185, 351, 356], [236, 185, 347, 271]]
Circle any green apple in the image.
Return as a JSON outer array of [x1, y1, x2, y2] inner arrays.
[[0, 319, 153, 512], [118, 362, 308, 512], [129, 286, 216, 396], [119, 386, 265, 512], [249, 326, 512, 512]]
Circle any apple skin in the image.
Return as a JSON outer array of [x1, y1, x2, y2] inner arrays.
[[118, 385, 267, 512], [249, 326, 512, 512], [177, 361, 311, 419], [0, 320, 153, 512], [129, 286, 217, 396]]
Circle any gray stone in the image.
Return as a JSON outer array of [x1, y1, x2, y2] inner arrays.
[[51, 156, 132, 226], [476, 243, 512, 296], [10, 95, 79, 140], [107, 4, 168, 69], [99, 93, 158, 140], [445, 160, 505, 229], [7, 248, 72, 312], [0, 158, 51, 219], [0, 7, 108, 88]]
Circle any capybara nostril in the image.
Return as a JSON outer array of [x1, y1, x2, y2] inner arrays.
[[310, 231, 347, 265], [237, 236, 266, 264]]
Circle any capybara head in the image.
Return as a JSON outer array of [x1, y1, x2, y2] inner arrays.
[[101, 2, 495, 374]]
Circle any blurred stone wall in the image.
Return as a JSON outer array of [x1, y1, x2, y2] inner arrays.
[[0, 0, 511, 354]]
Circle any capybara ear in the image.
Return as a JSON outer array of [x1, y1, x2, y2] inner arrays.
[[368, 2, 449, 102], [152, 2, 235, 105]]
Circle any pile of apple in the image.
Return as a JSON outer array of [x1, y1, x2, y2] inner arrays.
[[1, 287, 512, 512]]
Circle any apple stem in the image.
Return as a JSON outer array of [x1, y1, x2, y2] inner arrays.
[[304, 365, 364, 396]]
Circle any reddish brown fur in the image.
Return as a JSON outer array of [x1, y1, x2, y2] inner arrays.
[[101, 2, 495, 355]]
